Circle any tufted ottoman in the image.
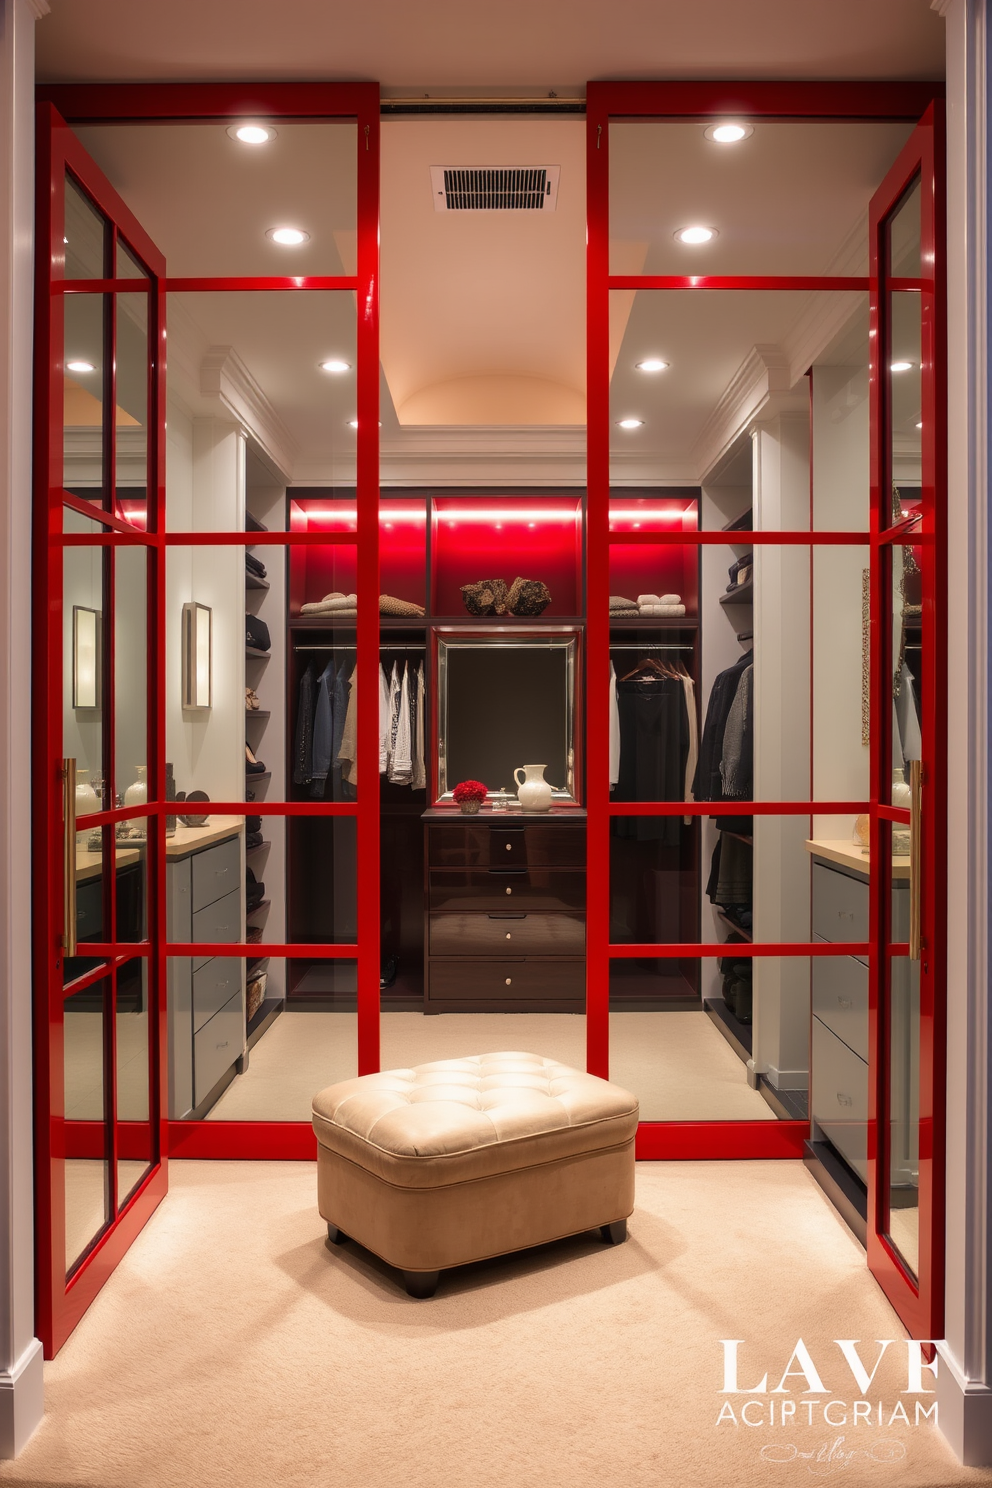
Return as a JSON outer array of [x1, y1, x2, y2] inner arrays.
[[311, 1051, 639, 1297]]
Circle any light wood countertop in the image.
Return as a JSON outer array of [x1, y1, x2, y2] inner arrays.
[[805, 837, 910, 880], [75, 816, 243, 881]]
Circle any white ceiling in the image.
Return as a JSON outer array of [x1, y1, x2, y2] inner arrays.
[[37, 0, 944, 87], [48, 1, 943, 484]]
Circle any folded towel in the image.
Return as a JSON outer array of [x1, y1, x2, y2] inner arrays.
[[636, 593, 681, 606], [610, 608, 639, 616], [380, 594, 426, 617], [300, 593, 358, 615], [638, 604, 686, 616]]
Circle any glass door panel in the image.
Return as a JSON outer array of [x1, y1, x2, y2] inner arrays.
[[867, 108, 943, 1341]]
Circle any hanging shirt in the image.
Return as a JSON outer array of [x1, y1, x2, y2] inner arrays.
[[411, 664, 427, 790], [387, 661, 402, 774], [309, 658, 337, 797], [292, 662, 317, 786], [614, 674, 690, 845], [609, 662, 621, 788], [378, 662, 391, 774], [680, 672, 698, 823], [389, 662, 413, 784], [337, 665, 358, 788], [895, 659, 923, 765]]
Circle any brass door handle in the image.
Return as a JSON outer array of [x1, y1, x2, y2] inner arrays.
[[910, 758, 923, 960], [62, 757, 77, 957]]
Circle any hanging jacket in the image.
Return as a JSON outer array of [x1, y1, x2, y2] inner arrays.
[[309, 659, 336, 797], [293, 662, 317, 786]]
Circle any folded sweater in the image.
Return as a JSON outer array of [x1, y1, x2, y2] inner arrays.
[[638, 604, 686, 616], [637, 593, 681, 606]]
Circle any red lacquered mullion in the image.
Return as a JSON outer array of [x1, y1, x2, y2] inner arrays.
[[586, 79, 942, 122], [355, 97, 380, 1075], [585, 90, 611, 1080], [608, 275, 870, 292], [36, 81, 380, 124], [165, 276, 357, 293]]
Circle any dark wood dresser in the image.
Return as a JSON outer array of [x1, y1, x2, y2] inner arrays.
[[423, 808, 587, 1013]]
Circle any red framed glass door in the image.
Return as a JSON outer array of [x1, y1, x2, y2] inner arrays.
[[867, 107, 946, 1341], [585, 79, 945, 1325], [33, 104, 168, 1355]]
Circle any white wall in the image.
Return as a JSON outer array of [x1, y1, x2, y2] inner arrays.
[[935, 0, 992, 1466], [810, 363, 870, 840], [752, 412, 811, 1091], [0, 0, 45, 1457]]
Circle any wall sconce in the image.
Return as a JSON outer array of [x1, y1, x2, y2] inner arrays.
[[181, 602, 212, 709], [72, 605, 101, 708]]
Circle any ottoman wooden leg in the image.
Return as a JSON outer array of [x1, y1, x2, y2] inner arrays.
[[326, 1222, 349, 1245], [600, 1219, 627, 1245], [402, 1269, 440, 1299]]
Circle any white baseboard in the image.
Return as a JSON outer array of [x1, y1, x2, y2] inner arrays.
[[0, 1338, 43, 1459], [937, 1345, 992, 1466]]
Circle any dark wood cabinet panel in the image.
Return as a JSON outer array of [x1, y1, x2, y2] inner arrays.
[[427, 959, 584, 1008], [424, 815, 587, 1012], [427, 821, 585, 869], [429, 911, 585, 957], [428, 868, 585, 912]]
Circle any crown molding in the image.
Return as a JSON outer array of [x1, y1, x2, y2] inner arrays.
[[691, 344, 800, 482], [200, 346, 297, 480]]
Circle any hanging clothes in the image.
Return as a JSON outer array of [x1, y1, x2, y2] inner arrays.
[[680, 672, 698, 824], [895, 658, 923, 766], [609, 662, 621, 789], [337, 665, 358, 791], [387, 661, 401, 774], [378, 662, 391, 774], [720, 664, 753, 799], [692, 649, 753, 803], [411, 663, 427, 790], [309, 658, 337, 798], [389, 662, 413, 785], [613, 674, 690, 845], [292, 661, 318, 787]]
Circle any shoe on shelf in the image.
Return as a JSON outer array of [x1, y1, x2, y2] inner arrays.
[[246, 687, 260, 711], [246, 742, 267, 774]]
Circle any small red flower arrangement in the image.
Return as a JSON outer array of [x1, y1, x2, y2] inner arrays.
[[452, 779, 488, 814]]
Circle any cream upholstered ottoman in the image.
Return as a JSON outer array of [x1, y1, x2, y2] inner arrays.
[[311, 1051, 639, 1297]]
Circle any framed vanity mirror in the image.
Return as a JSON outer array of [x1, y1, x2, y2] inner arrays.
[[435, 632, 580, 802]]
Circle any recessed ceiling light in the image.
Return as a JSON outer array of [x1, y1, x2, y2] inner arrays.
[[636, 358, 669, 373], [228, 123, 277, 145], [319, 359, 352, 374], [704, 123, 753, 144], [347, 420, 382, 428], [266, 226, 309, 246], [890, 360, 915, 372], [617, 418, 644, 429], [66, 360, 96, 373], [916, 421, 923, 429], [676, 226, 717, 245]]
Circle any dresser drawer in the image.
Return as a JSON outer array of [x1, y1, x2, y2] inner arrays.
[[427, 958, 584, 1005], [428, 822, 585, 868], [812, 950, 868, 1062], [192, 887, 241, 971], [192, 837, 241, 913], [812, 1016, 868, 1183], [812, 862, 868, 957], [193, 990, 243, 1108], [192, 956, 242, 1034], [430, 912, 585, 957], [429, 869, 585, 912]]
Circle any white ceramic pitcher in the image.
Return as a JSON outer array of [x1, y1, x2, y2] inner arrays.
[[513, 763, 553, 813]]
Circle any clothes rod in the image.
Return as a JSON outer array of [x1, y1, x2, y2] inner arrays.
[[609, 643, 695, 651]]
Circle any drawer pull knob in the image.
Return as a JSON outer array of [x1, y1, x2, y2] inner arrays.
[[505, 843, 512, 852], [505, 977, 512, 985], [505, 932, 511, 940], [506, 887, 512, 895], [836, 1092, 853, 1107]]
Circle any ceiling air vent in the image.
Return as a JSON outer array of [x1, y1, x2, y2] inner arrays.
[[430, 166, 560, 212]]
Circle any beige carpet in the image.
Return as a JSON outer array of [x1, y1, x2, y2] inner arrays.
[[2, 1160, 985, 1488], [208, 1009, 773, 1123]]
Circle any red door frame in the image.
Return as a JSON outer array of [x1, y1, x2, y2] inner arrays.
[[585, 74, 945, 1215], [867, 107, 946, 1341], [34, 84, 380, 1349], [34, 104, 170, 1355], [35, 80, 945, 1347]]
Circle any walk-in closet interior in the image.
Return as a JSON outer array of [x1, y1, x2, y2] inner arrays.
[[59, 108, 925, 1278]]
